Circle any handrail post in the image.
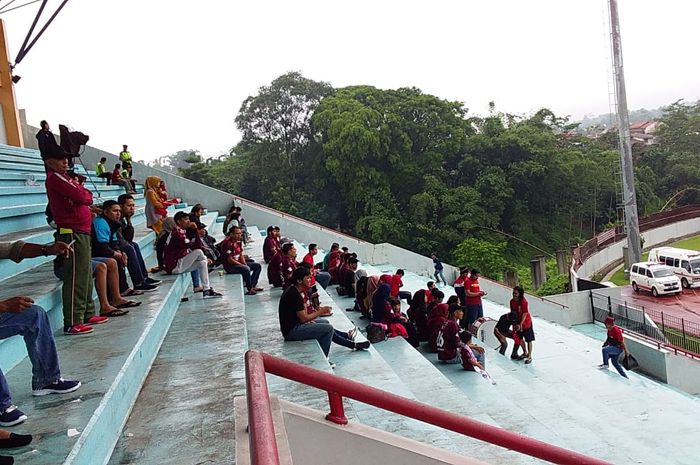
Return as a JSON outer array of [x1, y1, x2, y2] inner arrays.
[[325, 391, 349, 425], [245, 351, 281, 465]]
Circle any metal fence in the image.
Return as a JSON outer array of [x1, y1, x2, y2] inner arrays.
[[590, 291, 700, 357]]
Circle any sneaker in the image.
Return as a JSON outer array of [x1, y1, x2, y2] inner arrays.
[[348, 326, 358, 341], [85, 315, 109, 325], [134, 283, 158, 292], [144, 277, 161, 285], [203, 288, 223, 299], [354, 341, 370, 351], [524, 357, 532, 364], [32, 379, 81, 397], [597, 364, 609, 369], [0, 406, 27, 427], [328, 360, 337, 369], [64, 324, 94, 335]]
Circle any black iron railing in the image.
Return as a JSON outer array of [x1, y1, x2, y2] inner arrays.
[[589, 291, 700, 357]]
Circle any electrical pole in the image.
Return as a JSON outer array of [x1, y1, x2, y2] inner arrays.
[[609, 0, 642, 264]]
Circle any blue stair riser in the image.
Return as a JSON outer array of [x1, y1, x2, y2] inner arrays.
[[0, 198, 146, 236], [0, 230, 156, 373], [0, 162, 46, 173], [0, 153, 45, 167], [0, 191, 47, 207], [0, 211, 149, 278], [0, 144, 44, 159]]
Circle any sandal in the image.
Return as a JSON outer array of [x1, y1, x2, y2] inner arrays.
[[122, 288, 144, 297], [253, 287, 264, 292], [116, 300, 141, 309], [104, 309, 130, 317], [245, 290, 257, 295]]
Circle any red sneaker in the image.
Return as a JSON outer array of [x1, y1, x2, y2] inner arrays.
[[84, 315, 109, 325], [64, 324, 94, 335]]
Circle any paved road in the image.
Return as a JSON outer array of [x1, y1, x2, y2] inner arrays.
[[619, 284, 700, 329]]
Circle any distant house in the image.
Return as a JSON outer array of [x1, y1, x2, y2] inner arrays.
[[629, 120, 658, 146]]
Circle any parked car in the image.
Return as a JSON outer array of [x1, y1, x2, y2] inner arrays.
[[647, 247, 700, 289], [629, 262, 681, 297]]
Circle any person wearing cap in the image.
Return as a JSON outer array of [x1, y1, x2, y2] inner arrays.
[[45, 152, 107, 335], [599, 316, 630, 378], [263, 226, 281, 263], [464, 269, 487, 329]]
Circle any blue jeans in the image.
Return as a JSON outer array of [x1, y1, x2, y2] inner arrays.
[[434, 269, 446, 285], [0, 305, 62, 408], [226, 263, 261, 290], [284, 319, 354, 356], [315, 271, 331, 289], [466, 304, 483, 328], [122, 242, 148, 287], [602, 345, 627, 377]]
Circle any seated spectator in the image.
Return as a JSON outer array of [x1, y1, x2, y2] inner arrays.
[[117, 194, 162, 286], [0, 240, 81, 429], [196, 222, 220, 266], [303, 244, 331, 289], [390, 269, 412, 305], [220, 226, 263, 295], [111, 163, 136, 194], [155, 217, 202, 292], [144, 176, 178, 235], [370, 275, 392, 325], [235, 207, 251, 244], [407, 289, 429, 342], [263, 226, 281, 263], [327, 244, 342, 283], [437, 304, 465, 363], [425, 281, 436, 304], [388, 298, 419, 347], [459, 331, 486, 371], [267, 247, 284, 288], [121, 162, 137, 184], [164, 212, 222, 298], [323, 243, 339, 271], [494, 311, 520, 357], [427, 301, 448, 353], [95, 157, 111, 184], [280, 242, 298, 289], [222, 209, 240, 236], [337, 257, 359, 297], [92, 200, 158, 294], [189, 204, 205, 224], [279, 268, 368, 359]]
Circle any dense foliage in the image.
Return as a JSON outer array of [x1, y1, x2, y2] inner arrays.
[[180, 73, 700, 290]]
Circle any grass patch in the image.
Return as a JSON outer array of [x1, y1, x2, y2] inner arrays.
[[661, 326, 700, 354], [606, 234, 700, 285]]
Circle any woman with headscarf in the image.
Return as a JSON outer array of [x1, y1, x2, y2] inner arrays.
[[408, 289, 429, 342], [145, 176, 166, 234], [370, 275, 392, 324]]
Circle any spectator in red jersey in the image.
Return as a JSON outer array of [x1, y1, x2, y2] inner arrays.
[[598, 316, 629, 378], [511, 286, 535, 364], [267, 247, 284, 288], [44, 153, 106, 335], [453, 268, 469, 306], [263, 226, 281, 264], [221, 226, 263, 295], [425, 281, 436, 304], [388, 298, 419, 347], [110, 163, 136, 194], [459, 331, 486, 371], [163, 212, 222, 299], [407, 289, 429, 341], [280, 242, 298, 289], [390, 269, 412, 305], [303, 244, 331, 289], [427, 301, 448, 353], [337, 257, 360, 297], [437, 304, 465, 363], [464, 269, 487, 329], [327, 245, 343, 284]]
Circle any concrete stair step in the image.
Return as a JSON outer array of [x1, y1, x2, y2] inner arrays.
[[107, 274, 247, 465]]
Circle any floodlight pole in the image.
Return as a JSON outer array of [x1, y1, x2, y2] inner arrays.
[[609, 0, 641, 264]]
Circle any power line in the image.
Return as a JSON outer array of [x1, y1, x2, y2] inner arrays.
[[0, 0, 41, 15]]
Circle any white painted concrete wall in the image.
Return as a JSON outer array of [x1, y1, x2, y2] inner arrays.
[[281, 400, 489, 465]]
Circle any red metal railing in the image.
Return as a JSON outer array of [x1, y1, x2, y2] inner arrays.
[[245, 350, 612, 465]]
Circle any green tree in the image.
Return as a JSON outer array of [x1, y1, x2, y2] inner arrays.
[[453, 238, 511, 280]]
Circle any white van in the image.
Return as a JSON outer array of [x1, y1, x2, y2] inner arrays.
[[629, 262, 681, 296], [647, 247, 700, 289]]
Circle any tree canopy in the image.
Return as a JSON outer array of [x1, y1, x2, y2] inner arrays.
[[180, 72, 700, 292]]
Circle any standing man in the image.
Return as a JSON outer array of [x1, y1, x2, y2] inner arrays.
[[302, 244, 331, 289], [432, 253, 447, 286], [119, 145, 132, 164], [598, 316, 630, 378], [44, 153, 108, 335], [35, 120, 62, 160], [464, 269, 486, 329], [0, 239, 81, 427]]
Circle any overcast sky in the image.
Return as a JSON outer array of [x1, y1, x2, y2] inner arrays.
[[3, 0, 698, 163]]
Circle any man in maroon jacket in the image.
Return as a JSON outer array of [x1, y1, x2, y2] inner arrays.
[[263, 225, 281, 264], [163, 212, 222, 299], [45, 153, 108, 335]]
